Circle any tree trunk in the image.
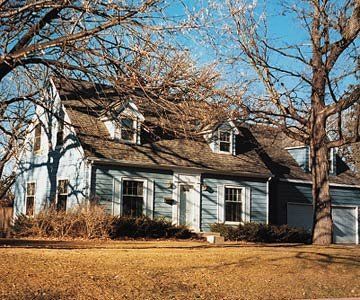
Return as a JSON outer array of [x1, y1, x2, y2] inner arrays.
[[310, 116, 333, 245]]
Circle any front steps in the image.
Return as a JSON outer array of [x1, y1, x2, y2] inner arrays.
[[199, 232, 225, 244]]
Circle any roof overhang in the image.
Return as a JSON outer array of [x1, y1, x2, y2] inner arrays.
[[279, 178, 360, 189], [87, 157, 272, 180]]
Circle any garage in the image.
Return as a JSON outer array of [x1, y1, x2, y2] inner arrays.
[[287, 203, 359, 244]]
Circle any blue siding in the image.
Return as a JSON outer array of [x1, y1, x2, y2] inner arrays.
[[274, 181, 360, 225], [92, 165, 174, 219], [13, 96, 88, 216], [287, 147, 309, 172], [201, 175, 268, 231]]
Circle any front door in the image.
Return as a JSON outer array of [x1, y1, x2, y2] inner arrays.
[[179, 184, 195, 228]]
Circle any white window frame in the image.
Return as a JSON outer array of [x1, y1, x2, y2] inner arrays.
[[222, 185, 246, 225], [56, 178, 69, 211], [115, 117, 138, 144], [308, 147, 335, 173], [25, 181, 36, 216], [218, 129, 233, 154], [120, 177, 148, 216]]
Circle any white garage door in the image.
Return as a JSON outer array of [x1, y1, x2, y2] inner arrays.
[[332, 207, 357, 244], [287, 203, 359, 244]]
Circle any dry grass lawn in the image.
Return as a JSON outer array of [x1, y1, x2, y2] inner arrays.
[[0, 239, 359, 300]]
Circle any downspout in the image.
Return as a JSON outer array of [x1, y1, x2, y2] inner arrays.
[[266, 176, 274, 224], [86, 159, 93, 203]]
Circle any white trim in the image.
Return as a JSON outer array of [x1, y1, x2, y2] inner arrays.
[[284, 145, 307, 150], [356, 207, 359, 245], [56, 178, 69, 210], [114, 176, 153, 217], [25, 181, 36, 216], [218, 128, 233, 154], [119, 177, 148, 216], [223, 185, 246, 224], [279, 178, 360, 189], [172, 172, 201, 231], [266, 177, 271, 224], [87, 161, 92, 199], [217, 184, 225, 223]]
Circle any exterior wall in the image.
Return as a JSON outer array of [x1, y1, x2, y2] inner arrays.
[[91, 164, 174, 219], [201, 175, 268, 231], [272, 180, 360, 225], [13, 84, 88, 216], [92, 165, 269, 231]]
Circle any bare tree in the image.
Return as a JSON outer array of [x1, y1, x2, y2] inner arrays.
[[202, 0, 360, 244], [0, 1, 239, 196]]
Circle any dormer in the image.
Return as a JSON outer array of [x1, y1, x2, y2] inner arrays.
[[205, 121, 239, 155], [286, 145, 337, 175], [102, 101, 144, 145]]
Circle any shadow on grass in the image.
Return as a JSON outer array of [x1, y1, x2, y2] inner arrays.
[[0, 238, 317, 250]]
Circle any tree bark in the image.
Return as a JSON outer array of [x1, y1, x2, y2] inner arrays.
[[310, 114, 333, 245]]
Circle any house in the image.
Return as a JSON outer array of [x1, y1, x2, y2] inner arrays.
[[13, 78, 360, 243]]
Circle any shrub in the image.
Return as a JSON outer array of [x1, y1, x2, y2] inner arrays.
[[210, 222, 311, 243], [12, 204, 194, 240], [12, 205, 113, 239], [110, 215, 194, 239]]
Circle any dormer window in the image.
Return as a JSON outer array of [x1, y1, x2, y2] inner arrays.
[[219, 130, 231, 153], [115, 118, 136, 143], [33, 123, 41, 153]]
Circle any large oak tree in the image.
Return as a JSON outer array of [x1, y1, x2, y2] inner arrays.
[[204, 0, 360, 244]]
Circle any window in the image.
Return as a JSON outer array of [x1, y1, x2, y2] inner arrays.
[[33, 123, 41, 152], [26, 182, 36, 216], [57, 179, 68, 211], [122, 180, 144, 217], [56, 111, 65, 147], [115, 118, 136, 142], [225, 187, 242, 222], [219, 130, 231, 153]]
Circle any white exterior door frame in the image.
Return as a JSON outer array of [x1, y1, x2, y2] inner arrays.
[[172, 172, 201, 231]]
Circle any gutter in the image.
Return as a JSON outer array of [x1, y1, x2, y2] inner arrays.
[[266, 176, 273, 224], [86, 159, 93, 199], [279, 178, 360, 189], [87, 157, 273, 180]]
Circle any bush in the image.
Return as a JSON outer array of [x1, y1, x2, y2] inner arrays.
[[210, 222, 311, 243], [12, 205, 113, 239], [110, 215, 194, 239], [12, 204, 194, 240]]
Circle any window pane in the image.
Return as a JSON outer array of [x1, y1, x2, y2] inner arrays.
[[220, 131, 230, 142], [57, 195, 67, 211], [123, 180, 143, 196], [225, 202, 241, 222], [56, 119, 64, 146], [27, 183, 35, 196], [34, 123, 41, 151], [219, 131, 231, 152], [121, 118, 134, 141], [26, 196, 34, 216], [225, 187, 242, 222], [220, 142, 230, 152], [122, 180, 144, 217], [58, 180, 68, 195], [123, 196, 143, 217]]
